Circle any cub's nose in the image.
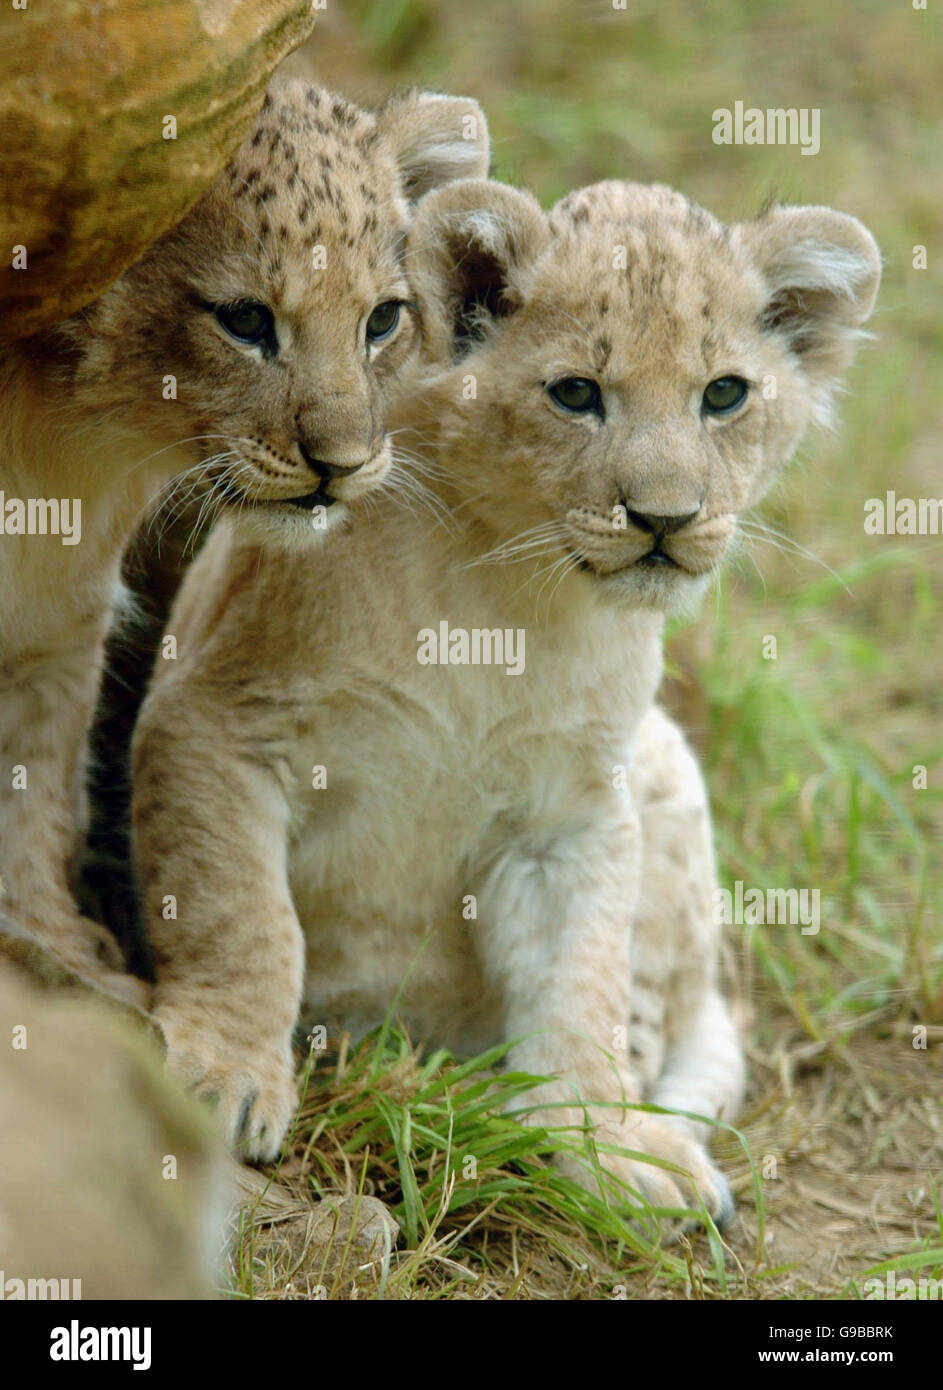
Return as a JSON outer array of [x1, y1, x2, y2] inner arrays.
[[298, 443, 366, 478], [626, 508, 699, 536]]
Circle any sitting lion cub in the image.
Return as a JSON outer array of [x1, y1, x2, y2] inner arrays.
[[0, 81, 488, 1005], [132, 178, 880, 1222]]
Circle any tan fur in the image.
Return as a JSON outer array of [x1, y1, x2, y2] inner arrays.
[[132, 178, 880, 1222], [0, 963, 225, 1298], [0, 82, 488, 1002]]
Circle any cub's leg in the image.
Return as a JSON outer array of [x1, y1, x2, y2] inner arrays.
[[472, 791, 733, 1226], [631, 707, 745, 1144], [650, 990, 744, 1141], [132, 695, 304, 1161], [0, 647, 148, 1008]]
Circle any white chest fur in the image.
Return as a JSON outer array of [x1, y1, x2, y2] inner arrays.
[[246, 523, 667, 1047]]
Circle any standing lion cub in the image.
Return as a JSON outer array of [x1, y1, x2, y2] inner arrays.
[[133, 177, 879, 1222]]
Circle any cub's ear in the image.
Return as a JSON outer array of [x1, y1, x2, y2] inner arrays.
[[406, 179, 549, 360], [376, 91, 490, 201], [737, 206, 881, 414]]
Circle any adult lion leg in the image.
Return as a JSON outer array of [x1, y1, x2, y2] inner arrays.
[[0, 646, 148, 1008]]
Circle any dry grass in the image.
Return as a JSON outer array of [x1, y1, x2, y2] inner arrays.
[[225, 1014, 941, 1299]]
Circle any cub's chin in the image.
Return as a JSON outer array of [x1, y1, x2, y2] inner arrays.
[[219, 447, 393, 551], [594, 561, 713, 615], [227, 497, 352, 551]]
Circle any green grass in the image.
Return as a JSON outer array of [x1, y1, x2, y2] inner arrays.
[[697, 554, 940, 1030], [233, 1027, 761, 1299], [238, 0, 943, 1298]]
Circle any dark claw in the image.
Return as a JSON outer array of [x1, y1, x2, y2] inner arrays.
[[235, 1089, 259, 1141]]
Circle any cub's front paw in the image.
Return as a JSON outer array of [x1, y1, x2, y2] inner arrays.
[[158, 1017, 298, 1163], [563, 1113, 734, 1231]]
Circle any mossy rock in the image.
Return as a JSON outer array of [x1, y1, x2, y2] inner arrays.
[[0, 0, 315, 344]]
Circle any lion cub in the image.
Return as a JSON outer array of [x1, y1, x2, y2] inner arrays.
[[133, 178, 879, 1221], [0, 82, 487, 1003]]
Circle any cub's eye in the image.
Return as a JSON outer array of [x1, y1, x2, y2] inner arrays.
[[548, 377, 603, 415], [703, 376, 748, 414], [365, 300, 401, 343], [214, 300, 274, 346]]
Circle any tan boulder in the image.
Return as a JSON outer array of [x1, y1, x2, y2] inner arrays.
[[0, 0, 316, 344], [0, 962, 226, 1299]]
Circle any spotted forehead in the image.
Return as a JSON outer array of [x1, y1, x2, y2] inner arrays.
[[541, 184, 759, 373], [218, 87, 407, 299]]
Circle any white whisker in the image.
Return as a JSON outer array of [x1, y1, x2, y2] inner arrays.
[[738, 518, 852, 594]]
